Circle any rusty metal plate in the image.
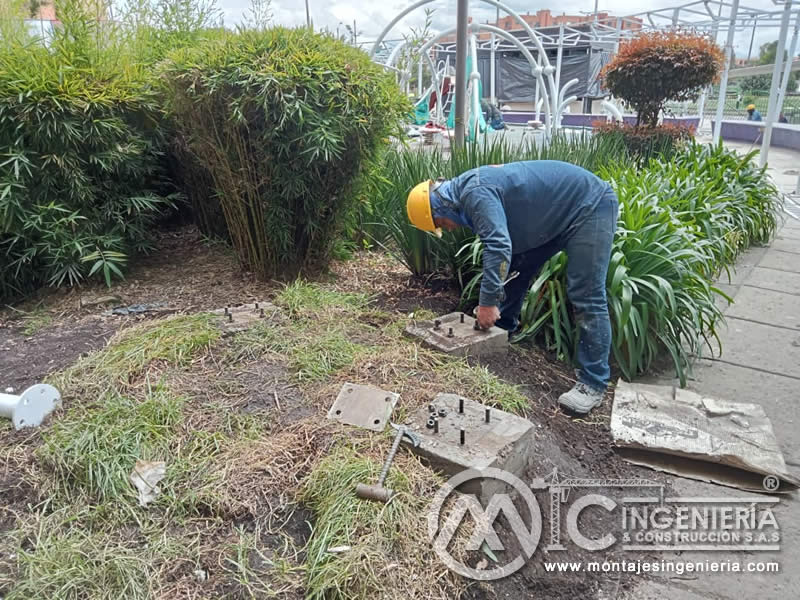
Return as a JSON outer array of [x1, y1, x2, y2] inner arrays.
[[327, 383, 399, 432]]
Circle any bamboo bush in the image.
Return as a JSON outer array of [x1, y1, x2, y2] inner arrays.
[[0, 0, 173, 300], [160, 28, 408, 278]]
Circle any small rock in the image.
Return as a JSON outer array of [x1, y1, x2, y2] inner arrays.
[[80, 295, 122, 308]]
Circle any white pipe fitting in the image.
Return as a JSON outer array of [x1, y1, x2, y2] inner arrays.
[[0, 384, 60, 429]]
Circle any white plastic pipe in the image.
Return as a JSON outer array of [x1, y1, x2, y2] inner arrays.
[[0, 384, 60, 429]]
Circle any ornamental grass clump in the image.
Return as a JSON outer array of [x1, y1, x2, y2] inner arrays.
[[513, 141, 782, 384], [160, 28, 408, 279]]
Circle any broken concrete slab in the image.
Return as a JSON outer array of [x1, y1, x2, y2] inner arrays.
[[611, 381, 800, 492], [327, 383, 398, 432], [404, 393, 534, 502], [210, 301, 282, 333], [404, 312, 508, 357]]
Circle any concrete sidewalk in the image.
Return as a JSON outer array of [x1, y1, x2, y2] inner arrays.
[[627, 145, 800, 599]]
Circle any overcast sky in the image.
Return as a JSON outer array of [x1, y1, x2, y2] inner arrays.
[[221, 0, 796, 60]]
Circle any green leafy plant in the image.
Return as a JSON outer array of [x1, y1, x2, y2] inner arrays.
[[594, 121, 693, 165], [511, 141, 781, 384], [160, 28, 408, 279]]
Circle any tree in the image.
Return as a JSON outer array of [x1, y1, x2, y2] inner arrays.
[[602, 31, 724, 127]]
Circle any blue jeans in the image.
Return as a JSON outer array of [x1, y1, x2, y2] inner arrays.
[[495, 191, 619, 390]]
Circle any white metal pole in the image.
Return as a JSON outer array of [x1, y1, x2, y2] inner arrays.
[[776, 10, 800, 123], [555, 23, 564, 109], [760, 0, 794, 167], [454, 0, 469, 146], [534, 51, 541, 120], [490, 6, 498, 103], [747, 16, 758, 61], [712, 0, 739, 144], [418, 60, 423, 95], [699, 9, 721, 130]]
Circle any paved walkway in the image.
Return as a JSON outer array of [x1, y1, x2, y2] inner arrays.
[[627, 142, 800, 599]]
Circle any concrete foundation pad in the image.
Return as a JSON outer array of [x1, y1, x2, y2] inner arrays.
[[211, 301, 282, 332], [404, 393, 534, 502], [404, 312, 508, 357]]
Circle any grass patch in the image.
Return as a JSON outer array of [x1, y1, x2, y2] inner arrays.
[[221, 525, 306, 598], [292, 328, 366, 382], [438, 360, 529, 415], [230, 320, 367, 383], [39, 385, 184, 504], [5, 516, 150, 600], [300, 443, 462, 599], [276, 280, 369, 318], [20, 307, 53, 336], [50, 313, 221, 393]]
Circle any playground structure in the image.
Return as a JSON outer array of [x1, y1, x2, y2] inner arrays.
[[369, 0, 800, 166]]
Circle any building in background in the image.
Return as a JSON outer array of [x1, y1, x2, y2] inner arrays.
[[494, 9, 642, 32]]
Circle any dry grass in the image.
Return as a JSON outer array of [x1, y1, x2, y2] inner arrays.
[[300, 442, 467, 600], [2, 279, 545, 599]]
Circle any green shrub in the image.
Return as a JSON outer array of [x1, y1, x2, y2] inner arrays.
[[160, 27, 408, 278], [0, 0, 173, 301], [594, 121, 692, 165]]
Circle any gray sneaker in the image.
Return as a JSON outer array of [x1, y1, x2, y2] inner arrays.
[[558, 382, 605, 415]]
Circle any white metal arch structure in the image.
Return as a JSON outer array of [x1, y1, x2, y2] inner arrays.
[[412, 23, 556, 136], [370, 0, 559, 134]]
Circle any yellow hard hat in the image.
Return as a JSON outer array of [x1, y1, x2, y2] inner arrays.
[[407, 180, 442, 237], [746, 104, 756, 110]]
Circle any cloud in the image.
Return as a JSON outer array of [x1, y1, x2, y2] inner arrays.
[[219, 0, 791, 59]]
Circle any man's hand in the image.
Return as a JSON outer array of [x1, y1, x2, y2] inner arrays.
[[476, 305, 500, 330]]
